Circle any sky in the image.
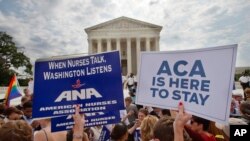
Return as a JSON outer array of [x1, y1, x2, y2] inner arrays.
[[0, 0, 249, 67]]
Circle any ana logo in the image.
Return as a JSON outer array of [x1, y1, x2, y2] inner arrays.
[[55, 80, 102, 102], [72, 79, 84, 88]]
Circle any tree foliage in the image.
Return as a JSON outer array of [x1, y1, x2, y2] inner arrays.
[[0, 32, 32, 86]]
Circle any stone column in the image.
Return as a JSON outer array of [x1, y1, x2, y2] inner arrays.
[[97, 39, 102, 53], [136, 37, 141, 71], [127, 38, 132, 74], [116, 38, 121, 59], [88, 39, 92, 54], [107, 38, 111, 51], [146, 37, 150, 51], [155, 37, 160, 51]]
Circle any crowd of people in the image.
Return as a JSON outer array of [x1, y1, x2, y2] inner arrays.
[[0, 72, 250, 141]]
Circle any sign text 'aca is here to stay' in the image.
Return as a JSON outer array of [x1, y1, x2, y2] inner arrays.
[[136, 44, 237, 124]]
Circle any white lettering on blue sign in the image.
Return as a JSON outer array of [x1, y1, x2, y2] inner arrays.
[[55, 88, 102, 102]]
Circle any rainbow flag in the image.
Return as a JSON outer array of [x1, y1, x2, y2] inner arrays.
[[4, 75, 22, 107]]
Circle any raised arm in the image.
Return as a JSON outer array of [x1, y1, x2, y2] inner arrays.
[[72, 105, 85, 141], [174, 102, 192, 141]]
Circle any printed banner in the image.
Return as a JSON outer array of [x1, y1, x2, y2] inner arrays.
[[51, 111, 120, 132], [33, 51, 125, 118], [98, 126, 111, 141], [136, 45, 237, 124]]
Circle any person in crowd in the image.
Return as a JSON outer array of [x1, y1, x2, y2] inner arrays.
[[239, 72, 249, 100], [34, 105, 84, 141], [149, 107, 161, 118], [126, 73, 137, 93], [0, 106, 83, 141], [239, 72, 249, 89], [34, 118, 67, 141], [232, 92, 243, 107], [138, 108, 149, 122], [140, 115, 158, 141], [110, 122, 129, 141], [0, 119, 4, 128], [20, 101, 41, 130], [90, 126, 102, 141], [21, 101, 33, 123], [128, 91, 136, 104], [3, 106, 22, 122], [125, 108, 148, 141], [16, 96, 30, 111], [72, 105, 88, 141], [0, 103, 6, 120], [28, 78, 34, 94], [153, 102, 192, 141], [0, 103, 5, 125], [23, 88, 32, 99], [208, 121, 226, 141], [83, 128, 94, 141], [122, 74, 127, 88], [66, 129, 89, 141], [159, 109, 171, 118], [239, 101, 250, 124], [245, 88, 250, 101], [128, 108, 148, 133], [185, 115, 216, 141], [230, 98, 240, 117], [122, 97, 138, 125], [0, 120, 32, 141]]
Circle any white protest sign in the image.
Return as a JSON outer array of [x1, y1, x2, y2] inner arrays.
[[136, 44, 237, 124]]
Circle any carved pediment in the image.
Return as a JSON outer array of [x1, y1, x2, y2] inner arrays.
[[85, 16, 162, 32]]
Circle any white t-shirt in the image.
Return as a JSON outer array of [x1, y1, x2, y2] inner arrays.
[[239, 76, 249, 83], [90, 126, 102, 141], [127, 77, 135, 85], [122, 75, 127, 83]]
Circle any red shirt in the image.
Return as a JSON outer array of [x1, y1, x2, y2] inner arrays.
[[185, 126, 216, 141]]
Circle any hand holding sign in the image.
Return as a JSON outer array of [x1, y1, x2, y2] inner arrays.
[[72, 105, 84, 139], [174, 102, 192, 130], [173, 102, 192, 141]]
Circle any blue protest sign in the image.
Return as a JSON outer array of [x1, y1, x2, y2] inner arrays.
[[51, 111, 120, 132], [33, 51, 124, 118], [98, 126, 111, 141], [134, 128, 141, 141]]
